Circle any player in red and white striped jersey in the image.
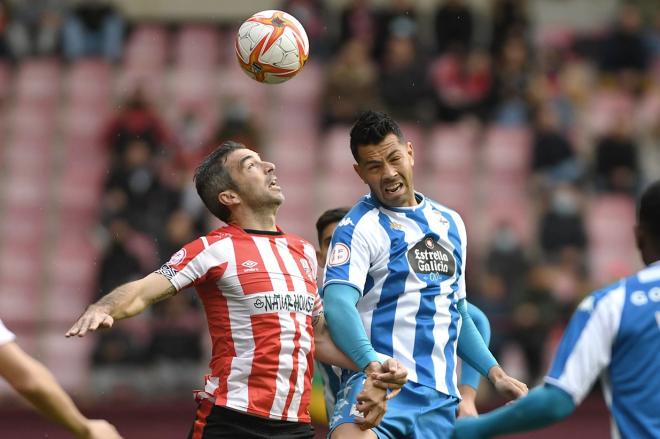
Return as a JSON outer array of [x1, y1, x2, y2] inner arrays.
[[66, 141, 407, 439]]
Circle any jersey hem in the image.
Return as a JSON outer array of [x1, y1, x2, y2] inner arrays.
[[214, 401, 311, 424]]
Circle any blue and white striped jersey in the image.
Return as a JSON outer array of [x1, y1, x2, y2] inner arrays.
[[545, 261, 660, 439], [323, 192, 467, 397]]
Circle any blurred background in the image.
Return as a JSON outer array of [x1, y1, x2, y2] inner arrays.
[[0, 0, 658, 437]]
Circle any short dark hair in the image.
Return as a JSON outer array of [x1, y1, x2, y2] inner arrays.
[[194, 140, 246, 222], [349, 111, 404, 162], [639, 180, 660, 244], [315, 207, 349, 245]]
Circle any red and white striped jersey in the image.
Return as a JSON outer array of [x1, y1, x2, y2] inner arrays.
[[156, 224, 322, 423]]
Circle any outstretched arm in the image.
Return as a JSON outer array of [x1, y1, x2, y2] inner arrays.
[[66, 272, 176, 337], [453, 384, 575, 438], [457, 299, 527, 401], [0, 342, 123, 439]]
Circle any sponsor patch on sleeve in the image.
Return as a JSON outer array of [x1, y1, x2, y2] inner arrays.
[[328, 243, 351, 267]]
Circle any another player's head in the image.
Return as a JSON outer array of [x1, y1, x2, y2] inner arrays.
[[636, 180, 660, 265], [350, 111, 416, 208], [194, 140, 284, 223], [315, 207, 349, 265]]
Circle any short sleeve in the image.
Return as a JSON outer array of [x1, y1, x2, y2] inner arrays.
[[322, 214, 374, 296], [155, 238, 215, 291], [0, 319, 16, 346], [544, 284, 625, 404]]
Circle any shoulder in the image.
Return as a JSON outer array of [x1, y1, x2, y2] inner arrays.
[[333, 199, 381, 237], [576, 280, 626, 316]]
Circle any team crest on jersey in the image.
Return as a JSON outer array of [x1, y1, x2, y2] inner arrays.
[[328, 243, 350, 266], [407, 235, 456, 278], [168, 248, 186, 266], [390, 221, 403, 231], [299, 258, 315, 281], [433, 211, 450, 225]]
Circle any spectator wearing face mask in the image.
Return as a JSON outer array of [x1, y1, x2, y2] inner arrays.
[[539, 184, 588, 258]]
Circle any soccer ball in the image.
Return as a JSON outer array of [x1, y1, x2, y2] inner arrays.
[[235, 10, 309, 84]]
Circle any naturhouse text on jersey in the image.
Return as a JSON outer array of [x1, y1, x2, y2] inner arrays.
[[248, 292, 316, 316], [407, 235, 456, 282]]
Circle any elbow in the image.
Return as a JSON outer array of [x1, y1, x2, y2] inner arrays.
[[547, 400, 575, 421]]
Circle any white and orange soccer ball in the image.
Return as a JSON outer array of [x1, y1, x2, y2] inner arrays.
[[235, 10, 309, 84]]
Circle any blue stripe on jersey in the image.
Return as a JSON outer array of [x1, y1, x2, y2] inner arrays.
[[403, 208, 438, 388], [369, 211, 408, 357], [547, 284, 619, 379], [324, 200, 375, 294], [364, 273, 375, 296], [437, 206, 462, 396]]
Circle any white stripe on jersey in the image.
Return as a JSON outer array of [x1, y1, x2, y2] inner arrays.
[[638, 263, 660, 283], [222, 240, 254, 410], [354, 214, 390, 339], [253, 236, 288, 291], [170, 239, 228, 291], [270, 312, 296, 419], [545, 284, 625, 404], [286, 312, 313, 421], [275, 238, 307, 292], [600, 372, 622, 439]]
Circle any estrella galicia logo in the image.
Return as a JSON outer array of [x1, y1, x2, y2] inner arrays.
[[407, 235, 456, 278]]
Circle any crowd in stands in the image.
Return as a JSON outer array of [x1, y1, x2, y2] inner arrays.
[[0, 0, 658, 405]]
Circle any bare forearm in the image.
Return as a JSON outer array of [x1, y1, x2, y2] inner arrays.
[[94, 281, 147, 320], [313, 314, 359, 370], [11, 355, 88, 436], [95, 275, 175, 320]]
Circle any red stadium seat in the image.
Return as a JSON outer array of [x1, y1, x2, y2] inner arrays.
[[586, 195, 636, 249], [67, 60, 113, 107], [427, 123, 478, 176], [174, 25, 221, 68], [124, 24, 169, 70], [15, 59, 61, 106], [482, 125, 531, 176], [585, 90, 635, 137], [322, 125, 354, 174], [268, 61, 323, 107], [398, 122, 426, 160]]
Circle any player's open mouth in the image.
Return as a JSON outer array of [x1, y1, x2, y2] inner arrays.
[[269, 180, 280, 190], [384, 183, 403, 194]]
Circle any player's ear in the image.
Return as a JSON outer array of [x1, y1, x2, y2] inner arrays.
[[218, 190, 240, 208], [353, 163, 367, 184], [407, 141, 414, 166]]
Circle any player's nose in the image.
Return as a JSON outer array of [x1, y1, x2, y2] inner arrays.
[[263, 160, 276, 173]]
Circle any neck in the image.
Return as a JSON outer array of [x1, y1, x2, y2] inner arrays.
[[230, 206, 278, 232]]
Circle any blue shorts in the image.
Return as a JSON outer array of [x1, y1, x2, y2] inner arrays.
[[328, 372, 458, 439]]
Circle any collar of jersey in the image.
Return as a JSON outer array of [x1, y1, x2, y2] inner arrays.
[[373, 191, 426, 213]]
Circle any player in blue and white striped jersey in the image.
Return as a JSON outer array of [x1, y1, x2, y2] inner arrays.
[[322, 111, 527, 439], [454, 180, 660, 439], [314, 207, 493, 422]]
